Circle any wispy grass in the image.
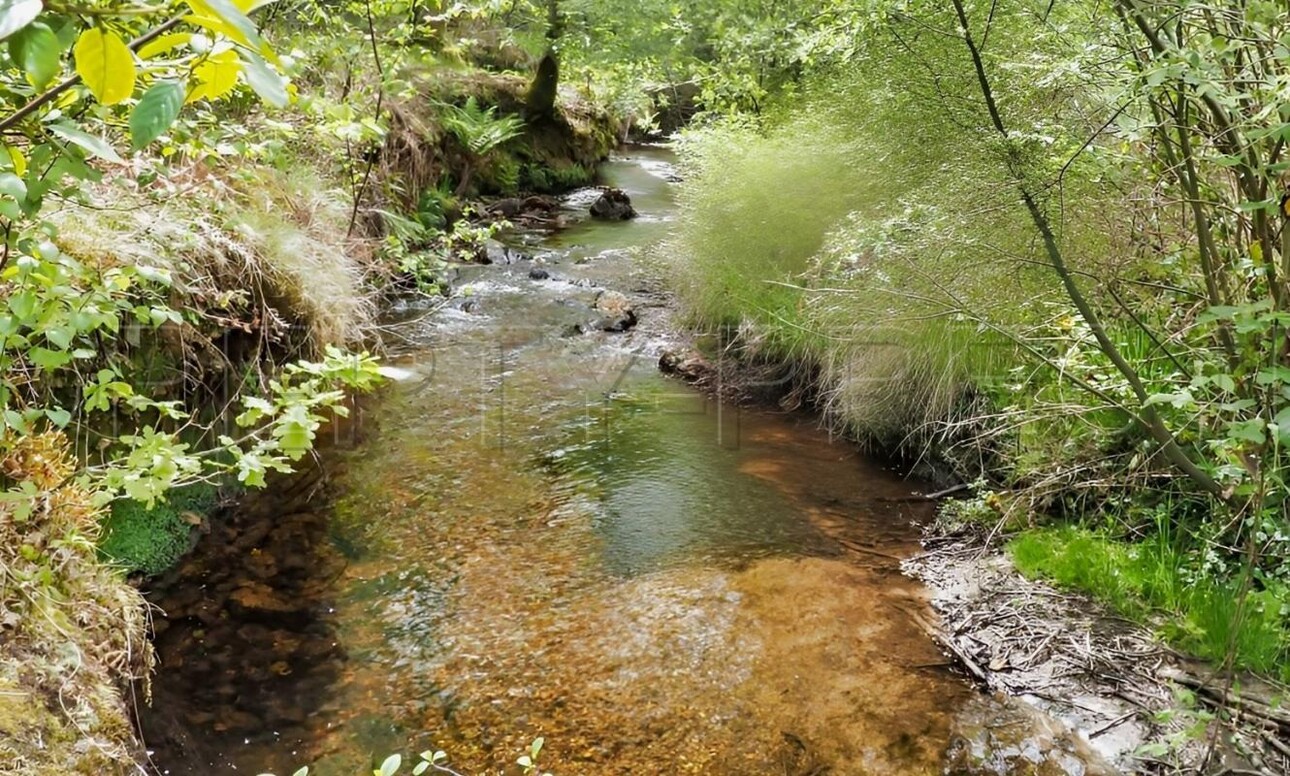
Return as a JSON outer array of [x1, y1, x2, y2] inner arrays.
[[54, 163, 377, 352]]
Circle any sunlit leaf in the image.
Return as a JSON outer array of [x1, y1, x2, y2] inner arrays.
[[0, 0, 41, 41], [185, 0, 261, 48], [136, 32, 194, 60], [188, 49, 241, 103], [74, 27, 136, 105]]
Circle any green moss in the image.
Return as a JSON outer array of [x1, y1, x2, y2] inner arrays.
[[1008, 526, 1290, 680], [99, 484, 220, 576]]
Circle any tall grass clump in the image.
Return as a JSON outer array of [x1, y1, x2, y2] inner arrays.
[[666, 58, 1133, 466]]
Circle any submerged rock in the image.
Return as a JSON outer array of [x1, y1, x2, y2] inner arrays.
[[593, 290, 636, 332], [658, 347, 711, 383], [589, 188, 636, 220], [528, 267, 551, 280]]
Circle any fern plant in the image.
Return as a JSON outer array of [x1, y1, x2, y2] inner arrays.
[[440, 97, 526, 196]]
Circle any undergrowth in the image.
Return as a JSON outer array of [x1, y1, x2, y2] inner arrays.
[[1009, 526, 1289, 681]]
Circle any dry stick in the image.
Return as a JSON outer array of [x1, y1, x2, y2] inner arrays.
[[345, 0, 386, 237], [950, 0, 1222, 499]]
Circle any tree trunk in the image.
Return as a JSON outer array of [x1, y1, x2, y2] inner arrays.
[[525, 0, 561, 122], [525, 48, 559, 122]]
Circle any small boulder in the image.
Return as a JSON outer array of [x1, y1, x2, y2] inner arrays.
[[658, 347, 711, 383], [594, 290, 637, 332], [487, 198, 524, 219], [528, 267, 551, 280], [484, 240, 513, 265], [590, 188, 637, 220]]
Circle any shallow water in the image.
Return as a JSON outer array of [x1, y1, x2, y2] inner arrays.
[[140, 148, 1105, 776]]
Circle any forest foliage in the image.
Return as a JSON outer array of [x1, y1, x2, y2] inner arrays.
[[4, 0, 1290, 770], [668, 0, 1290, 679]]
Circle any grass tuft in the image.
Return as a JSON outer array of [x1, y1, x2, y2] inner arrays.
[[1009, 526, 1289, 679]]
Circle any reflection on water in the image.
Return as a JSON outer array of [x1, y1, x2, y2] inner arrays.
[[140, 147, 1101, 776]]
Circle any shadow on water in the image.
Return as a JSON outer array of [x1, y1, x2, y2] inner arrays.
[[140, 147, 1112, 776]]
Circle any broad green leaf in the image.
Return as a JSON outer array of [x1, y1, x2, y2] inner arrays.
[[188, 49, 241, 103], [48, 123, 124, 163], [3, 409, 28, 434], [74, 27, 136, 106], [8, 22, 60, 88], [7, 290, 36, 319], [130, 80, 186, 149], [0, 0, 41, 41], [44, 407, 70, 428], [45, 325, 74, 349], [0, 172, 26, 200], [238, 50, 287, 107], [29, 346, 71, 370], [1226, 419, 1266, 445]]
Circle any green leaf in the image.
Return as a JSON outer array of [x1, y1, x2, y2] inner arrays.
[[1226, 419, 1266, 445], [130, 80, 186, 149], [7, 290, 36, 320], [1210, 373, 1236, 393], [44, 407, 70, 428], [1236, 198, 1278, 213], [377, 754, 401, 776], [8, 22, 60, 88], [29, 346, 71, 370], [3, 409, 28, 434], [74, 27, 137, 106], [1255, 366, 1290, 386], [0, 172, 26, 200], [238, 50, 287, 107], [45, 325, 74, 349], [0, 0, 42, 41], [49, 122, 124, 163]]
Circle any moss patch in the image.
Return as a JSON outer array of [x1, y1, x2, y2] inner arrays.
[[0, 433, 150, 774], [100, 483, 220, 576]]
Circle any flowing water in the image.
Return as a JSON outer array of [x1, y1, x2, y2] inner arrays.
[[141, 148, 1109, 775]]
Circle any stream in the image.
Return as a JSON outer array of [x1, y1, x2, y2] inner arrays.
[[140, 148, 1112, 775]]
